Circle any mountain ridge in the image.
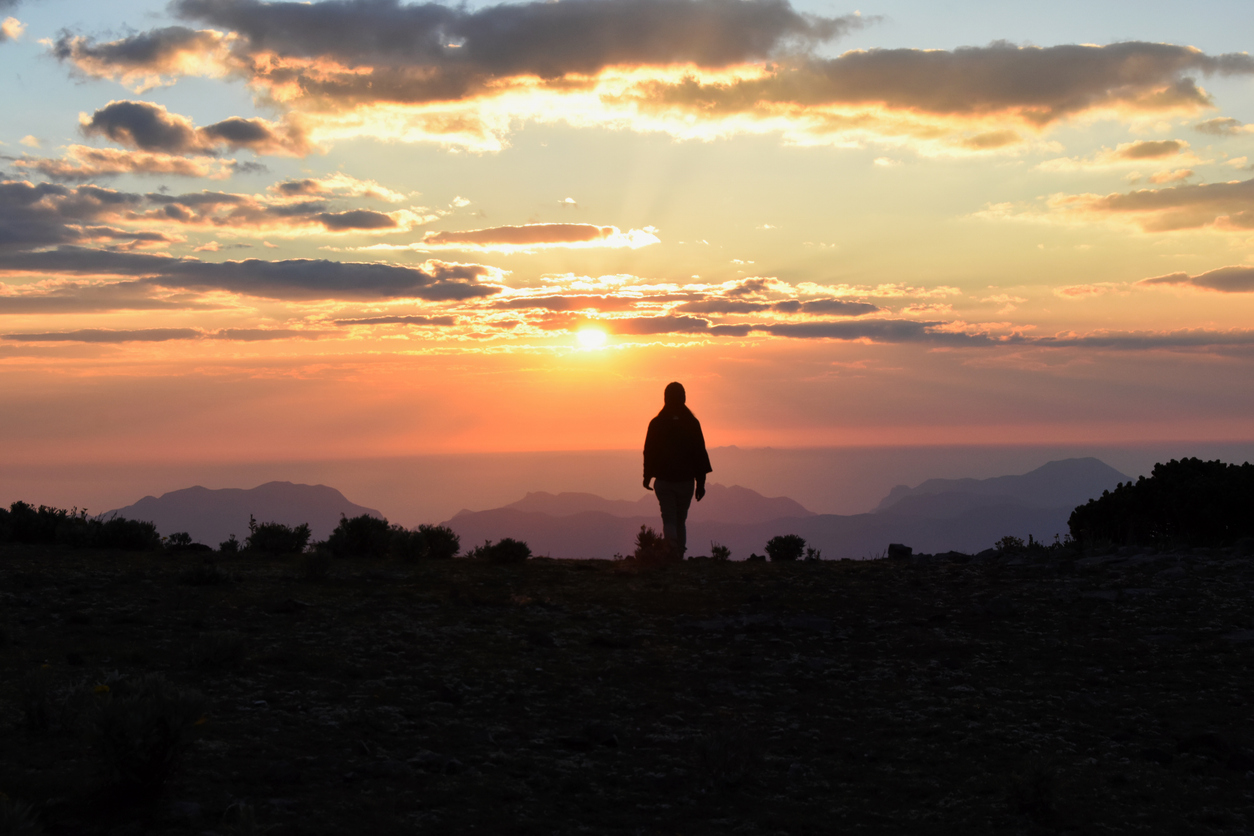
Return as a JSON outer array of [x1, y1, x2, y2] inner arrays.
[[106, 481, 381, 546]]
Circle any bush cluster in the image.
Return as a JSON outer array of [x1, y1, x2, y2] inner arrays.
[[244, 515, 311, 556], [623, 525, 679, 567], [1068, 458, 1254, 548], [323, 514, 460, 560], [765, 534, 806, 562], [0, 502, 160, 551], [468, 537, 531, 564]]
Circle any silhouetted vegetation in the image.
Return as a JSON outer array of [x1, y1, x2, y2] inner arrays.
[[1069, 457, 1254, 547], [709, 542, 731, 561], [87, 673, 206, 798], [0, 502, 160, 551], [325, 513, 391, 558], [619, 524, 679, 568], [468, 537, 531, 564], [416, 523, 460, 560], [324, 514, 461, 561], [0, 795, 42, 836], [244, 515, 311, 556], [765, 533, 806, 562]]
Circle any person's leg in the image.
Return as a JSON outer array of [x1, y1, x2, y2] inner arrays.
[[654, 480, 681, 546], [671, 478, 695, 555]]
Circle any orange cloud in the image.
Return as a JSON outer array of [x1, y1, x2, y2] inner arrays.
[[12, 146, 236, 181], [392, 223, 660, 252], [1050, 176, 1254, 232], [1138, 264, 1254, 292], [52, 0, 1254, 152]]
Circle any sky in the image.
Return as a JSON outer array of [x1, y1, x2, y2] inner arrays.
[[3, 0, 1254, 491]]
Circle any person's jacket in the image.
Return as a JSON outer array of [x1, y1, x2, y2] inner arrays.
[[643, 404, 713, 482]]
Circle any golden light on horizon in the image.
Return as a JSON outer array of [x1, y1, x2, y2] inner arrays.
[[576, 327, 608, 348]]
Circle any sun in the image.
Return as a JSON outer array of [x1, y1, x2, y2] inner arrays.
[[576, 328, 608, 348]]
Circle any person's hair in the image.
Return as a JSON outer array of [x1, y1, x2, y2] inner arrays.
[[664, 381, 685, 405]]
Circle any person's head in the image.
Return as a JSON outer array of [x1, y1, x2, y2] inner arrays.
[[663, 381, 686, 406]]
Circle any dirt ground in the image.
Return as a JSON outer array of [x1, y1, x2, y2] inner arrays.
[[3, 544, 1254, 835]]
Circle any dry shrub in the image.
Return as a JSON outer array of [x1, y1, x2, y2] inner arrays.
[[614, 526, 680, 572], [88, 673, 207, 798]]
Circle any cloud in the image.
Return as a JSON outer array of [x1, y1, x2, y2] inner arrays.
[[50, 26, 235, 91], [57, 2, 1247, 152], [172, 0, 862, 74], [1147, 168, 1194, 184], [0, 178, 436, 241], [787, 298, 882, 316], [80, 100, 311, 156], [0, 247, 505, 301], [1115, 139, 1189, 160], [674, 297, 881, 315], [494, 295, 643, 312], [207, 328, 325, 340], [13, 145, 237, 181], [1054, 282, 1124, 298], [1039, 138, 1199, 172], [1, 328, 201, 343], [1195, 117, 1252, 136], [415, 223, 660, 252], [333, 315, 457, 326], [753, 319, 995, 345], [1, 17, 23, 42], [0, 279, 219, 313], [0, 326, 329, 342], [271, 173, 407, 202], [674, 298, 771, 314], [1051, 176, 1254, 232], [1138, 265, 1254, 293]]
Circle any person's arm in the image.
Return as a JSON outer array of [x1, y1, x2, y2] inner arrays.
[[693, 417, 711, 501], [642, 418, 657, 490]]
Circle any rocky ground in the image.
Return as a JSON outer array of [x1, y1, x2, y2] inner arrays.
[[2, 543, 1254, 835]]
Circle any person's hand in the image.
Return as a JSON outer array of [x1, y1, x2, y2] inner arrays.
[[695, 482, 706, 501], [643, 477, 653, 491]]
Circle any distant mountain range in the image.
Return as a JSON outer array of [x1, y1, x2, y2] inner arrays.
[[105, 482, 381, 546], [503, 483, 814, 525], [103, 457, 1127, 558], [875, 457, 1128, 516], [444, 458, 1128, 559]]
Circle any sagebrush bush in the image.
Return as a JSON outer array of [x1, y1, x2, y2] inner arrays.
[[179, 560, 231, 586], [469, 538, 531, 564], [1069, 458, 1254, 547], [0, 502, 160, 551], [630, 525, 678, 567], [418, 524, 460, 559], [88, 673, 206, 797], [0, 795, 43, 836], [17, 667, 55, 731], [694, 727, 763, 791], [187, 632, 246, 671], [765, 534, 806, 562], [710, 542, 731, 561], [245, 515, 311, 556], [325, 514, 391, 559]]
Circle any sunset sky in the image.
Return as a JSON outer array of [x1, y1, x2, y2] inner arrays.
[[4, 0, 1254, 473]]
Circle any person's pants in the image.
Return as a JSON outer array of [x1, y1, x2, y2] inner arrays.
[[653, 478, 695, 555]]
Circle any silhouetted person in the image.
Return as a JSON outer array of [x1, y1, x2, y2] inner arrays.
[[643, 381, 712, 557]]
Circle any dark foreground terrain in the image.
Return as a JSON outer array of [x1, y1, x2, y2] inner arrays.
[[3, 545, 1254, 835]]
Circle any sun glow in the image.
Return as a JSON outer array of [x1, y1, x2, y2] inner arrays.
[[576, 327, 608, 348]]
